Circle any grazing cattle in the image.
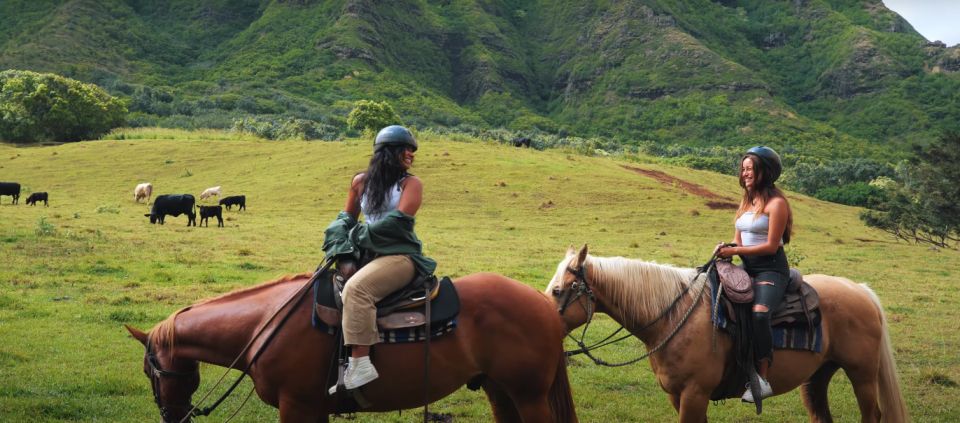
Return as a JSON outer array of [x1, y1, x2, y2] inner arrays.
[[134, 183, 153, 203], [199, 186, 221, 200], [145, 194, 196, 226], [198, 205, 224, 227], [512, 137, 532, 148], [218, 195, 246, 211], [26, 192, 48, 206], [0, 182, 21, 204]]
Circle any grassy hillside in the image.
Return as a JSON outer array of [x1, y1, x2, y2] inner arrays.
[[0, 131, 958, 421], [2, 0, 959, 154]]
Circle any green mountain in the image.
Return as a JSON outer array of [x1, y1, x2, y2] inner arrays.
[[2, 0, 959, 155]]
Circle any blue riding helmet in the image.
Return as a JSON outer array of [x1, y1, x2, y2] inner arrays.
[[374, 125, 417, 152], [746, 146, 782, 184]]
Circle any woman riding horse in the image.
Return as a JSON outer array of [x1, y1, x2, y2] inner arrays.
[[322, 124, 435, 393], [716, 146, 792, 403]]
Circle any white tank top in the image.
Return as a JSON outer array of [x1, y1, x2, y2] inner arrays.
[[360, 178, 404, 225], [736, 211, 783, 247]]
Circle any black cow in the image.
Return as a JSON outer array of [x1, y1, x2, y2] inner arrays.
[[26, 192, 48, 206], [0, 182, 20, 204], [219, 195, 246, 211], [198, 205, 223, 227], [145, 194, 196, 226], [512, 137, 532, 148]]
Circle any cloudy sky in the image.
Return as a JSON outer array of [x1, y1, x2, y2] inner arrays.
[[883, 0, 960, 46]]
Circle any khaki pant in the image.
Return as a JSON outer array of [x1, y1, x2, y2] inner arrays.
[[342, 255, 415, 346]]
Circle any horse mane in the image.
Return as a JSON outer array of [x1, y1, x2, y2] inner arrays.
[[587, 255, 700, 325], [147, 272, 313, 349]]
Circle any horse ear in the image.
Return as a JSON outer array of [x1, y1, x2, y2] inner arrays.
[[577, 244, 589, 264], [125, 325, 148, 346], [566, 245, 576, 257]]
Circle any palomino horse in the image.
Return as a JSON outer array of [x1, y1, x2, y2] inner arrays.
[[546, 245, 908, 423], [127, 272, 577, 422]]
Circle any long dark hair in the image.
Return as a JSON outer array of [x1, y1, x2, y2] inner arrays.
[[363, 144, 409, 214], [736, 154, 793, 244]]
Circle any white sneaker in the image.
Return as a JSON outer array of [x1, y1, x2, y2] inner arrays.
[[741, 377, 773, 403], [328, 356, 379, 395]]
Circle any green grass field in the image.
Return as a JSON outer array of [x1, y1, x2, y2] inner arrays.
[[1, 129, 957, 422]]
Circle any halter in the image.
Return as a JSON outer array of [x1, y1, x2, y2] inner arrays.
[[145, 339, 199, 423], [556, 257, 714, 367]]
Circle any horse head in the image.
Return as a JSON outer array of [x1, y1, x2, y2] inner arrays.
[[126, 325, 200, 423], [546, 244, 595, 331]]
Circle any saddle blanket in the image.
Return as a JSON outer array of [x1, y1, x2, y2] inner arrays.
[[709, 278, 822, 353]]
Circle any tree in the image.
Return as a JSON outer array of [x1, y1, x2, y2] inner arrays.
[[346, 100, 401, 133], [0, 70, 127, 143], [861, 132, 960, 248]]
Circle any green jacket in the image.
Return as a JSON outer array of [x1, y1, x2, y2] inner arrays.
[[322, 210, 437, 276]]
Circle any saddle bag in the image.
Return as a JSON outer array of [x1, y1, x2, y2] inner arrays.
[[716, 259, 753, 303]]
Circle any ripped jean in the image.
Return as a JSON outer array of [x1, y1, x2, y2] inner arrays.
[[750, 270, 788, 364]]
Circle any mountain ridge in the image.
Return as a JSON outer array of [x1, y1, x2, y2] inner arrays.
[[1, 0, 959, 155]]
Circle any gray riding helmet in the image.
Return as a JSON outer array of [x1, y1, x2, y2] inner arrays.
[[746, 146, 782, 184], [374, 125, 417, 151]]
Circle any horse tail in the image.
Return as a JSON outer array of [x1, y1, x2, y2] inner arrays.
[[548, 351, 578, 423], [861, 283, 910, 422]]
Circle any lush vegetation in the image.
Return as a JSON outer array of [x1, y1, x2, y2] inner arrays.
[[1, 0, 958, 155], [0, 70, 126, 142], [0, 131, 958, 422], [862, 132, 960, 248]]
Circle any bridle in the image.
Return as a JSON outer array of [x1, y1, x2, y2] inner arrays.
[[555, 263, 595, 318], [145, 339, 199, 423], [554, 257, 713, 367]]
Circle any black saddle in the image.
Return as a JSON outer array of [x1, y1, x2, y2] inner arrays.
[[707, 266, 822, 411], [311, 269, 460, 335]]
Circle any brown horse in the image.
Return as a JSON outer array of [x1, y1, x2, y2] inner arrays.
[[546, 245, 908, 423], [126, 272, 577, 423]]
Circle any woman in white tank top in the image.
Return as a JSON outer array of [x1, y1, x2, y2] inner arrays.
[[716, 146, 793, 404]]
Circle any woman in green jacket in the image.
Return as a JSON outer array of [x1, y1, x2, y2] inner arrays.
[[323, 125, 435, 394]]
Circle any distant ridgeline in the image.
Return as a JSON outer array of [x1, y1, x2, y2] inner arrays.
[[2, 1, 959, 179]]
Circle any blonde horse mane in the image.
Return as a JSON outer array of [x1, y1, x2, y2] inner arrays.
[[147, 272, 313, 349], [586, 255, 702, 325]]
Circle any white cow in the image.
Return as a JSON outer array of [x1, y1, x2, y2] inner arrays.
[[134, 183, 153, 203], [199, 186, 222, 200]]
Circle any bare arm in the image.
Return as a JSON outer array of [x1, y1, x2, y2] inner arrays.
[[397, 176, 423, 216], [344, 173, 364, 220]]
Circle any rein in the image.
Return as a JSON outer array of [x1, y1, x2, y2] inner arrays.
[[147, 259, 333, 422], [560, 257, 716, 367]]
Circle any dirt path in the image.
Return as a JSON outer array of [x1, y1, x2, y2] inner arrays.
[[622, 165, 739, 209]]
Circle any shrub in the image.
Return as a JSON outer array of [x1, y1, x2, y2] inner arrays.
[[35, 217, 56, 237], [231, 116, 340, 140], [346, 100, 401, 132], [0, 70, 126, 142]]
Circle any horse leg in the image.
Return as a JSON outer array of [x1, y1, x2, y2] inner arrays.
[[482, 378, 523, 423], [669, 394, 681, 413], [486, 377, 554, 423], [278, 397, 327, 423], [513, 397, 555, 423], [677, 390, 710, 423], [846, 365, 882, 423], [801, 362, 839, 423]]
